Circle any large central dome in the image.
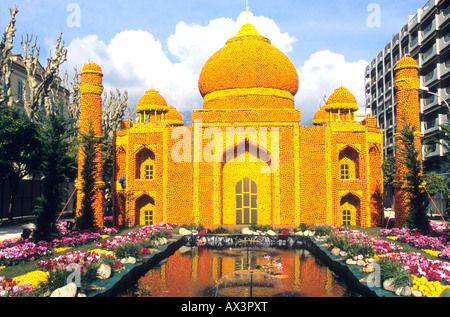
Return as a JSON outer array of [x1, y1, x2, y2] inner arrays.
[[198, 23, 299, 110]]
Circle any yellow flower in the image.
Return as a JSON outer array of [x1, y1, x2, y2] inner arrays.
[[89, 248, 114, 256], [0, 266, 5, 270], [54, 247, 71, 253], [422, 249, 441, 257], [13, 270, 49, 286]]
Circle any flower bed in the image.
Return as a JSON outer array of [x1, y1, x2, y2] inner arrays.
[[380, 222, 450, 261], [0, 219, 119, 267], [94, 223, 176, 251]]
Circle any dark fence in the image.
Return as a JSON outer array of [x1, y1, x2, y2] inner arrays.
[[0, 179, 76, 221]]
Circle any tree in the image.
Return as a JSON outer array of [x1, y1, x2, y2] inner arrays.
[[383, 154, 396, 209], [396, 120, 430, 231], [423, 173, 448, 197], [75, 124, 101, 230], [33, 113, 76, 241], [20, 32, 68, 120], [0, 6, 19, 105], [0, 103, 41, 221]]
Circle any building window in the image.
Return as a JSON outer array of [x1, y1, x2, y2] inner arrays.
[[17, 80, 23, 101], [144, 210, 153, 225], [338, 146, 360, 179], [144, 164, 154, 180], [340, 164, 350, 179], [236, 177, 257, 225], [342, 210, 351, 226], [136, 147, 155, 180]]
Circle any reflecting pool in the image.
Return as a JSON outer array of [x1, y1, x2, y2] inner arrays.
[[127, 246, 359, 297]]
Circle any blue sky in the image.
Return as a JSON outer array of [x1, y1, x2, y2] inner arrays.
[[0, 0, 428, 123]]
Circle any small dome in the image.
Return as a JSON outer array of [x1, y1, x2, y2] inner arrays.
[[312, 106, 328, 126], [80, 62, 103, 85], [324, 87, 359, 112], [136, 89, 168, 113], [165, 106, 184, 126], [80, 62, 103, 75], [198, 23, 299, 110], [394, 56, 419, 71]]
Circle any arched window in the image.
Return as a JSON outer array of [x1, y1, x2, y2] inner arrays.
[[135, 195, 155, 226], [339, 146, 360, 179], [116, 147, 126, 182], [235, 177, 257, 225], [135, 148, 155, 180], [340, 193, 360, 226]]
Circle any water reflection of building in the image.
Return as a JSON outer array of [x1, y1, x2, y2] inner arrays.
[[136, 249, 347, 297], [107, 21, 385, 229]]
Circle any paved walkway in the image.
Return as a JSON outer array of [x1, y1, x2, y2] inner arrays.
[[0, 222, 35, 241]]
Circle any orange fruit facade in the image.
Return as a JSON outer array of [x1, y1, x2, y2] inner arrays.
[[100, 22, 387, 229], [75, 63, 105, 228]]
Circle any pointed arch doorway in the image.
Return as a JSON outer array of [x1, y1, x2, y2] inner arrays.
[[221, 139, 273, 226]]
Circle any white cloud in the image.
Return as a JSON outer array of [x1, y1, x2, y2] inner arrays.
[[65, 11, 298, 114], [296, 50, 369, 123]]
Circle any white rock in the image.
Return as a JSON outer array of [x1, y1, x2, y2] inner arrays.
[[121, 257, 136, 265], [266, 230, 277, 236], [357, 254, 364, 260], [412, 290, 423, 297], [339, 251, 348, 257], [331, 247, 341, 256], [383, 278, 396, 292], [346, 259, 357, 265], [179, 228, 192, 235], [295, 231, 304, 236], [50, 282, 78, 297], [97, 263, 111, 280], [356, 259, 366, 266]]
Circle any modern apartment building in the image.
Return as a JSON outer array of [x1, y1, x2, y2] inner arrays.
[[365, 0, 450, 173]]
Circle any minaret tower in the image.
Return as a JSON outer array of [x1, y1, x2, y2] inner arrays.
[[393, 56, 421, 228], [76, 62, 105, 228]]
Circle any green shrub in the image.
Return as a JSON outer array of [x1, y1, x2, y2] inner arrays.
[[210, 227, 229, 234], [313, 225, 334, 236], [298, 223, 310, 231], [378, 257, 413, 289], [249, 224, 273, 232], [329, 234, 351, 251], [115, 242, 141, 259]]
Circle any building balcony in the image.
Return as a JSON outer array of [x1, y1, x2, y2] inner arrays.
[[410, 34, 419, 50], [400, 24, 409, 40], [437, 4, 450, 29], [421, 19, 437, 43], [441, 86, 450, 102], [438, 33, 450, 53], [419, 0, 437, 22], [423, 143, 441, 158], [422, 67, 438, 86], [439, 60, 450, 78], [423, 117, 440, 134], [423, 94, 439, 111], [420, 43, 437, 65], [409, 14, 420, 31]]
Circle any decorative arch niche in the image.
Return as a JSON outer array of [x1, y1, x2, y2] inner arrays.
[[134, 194, 155, 226], [339, 146, 360, 180], [340, 192, 361, 226], [135, 147, 155, 180]]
